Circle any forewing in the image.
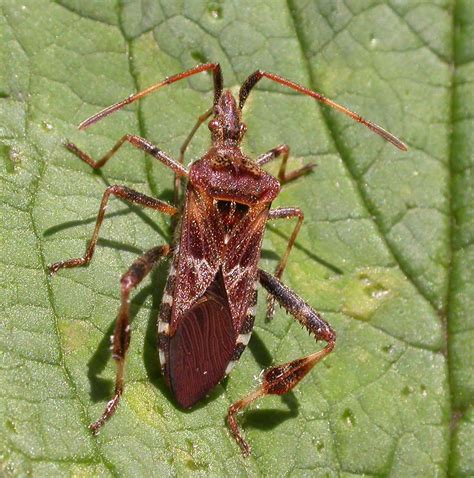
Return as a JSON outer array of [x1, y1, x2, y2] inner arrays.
[[223, 205, 269, 327], [171, 187, 223, 329]]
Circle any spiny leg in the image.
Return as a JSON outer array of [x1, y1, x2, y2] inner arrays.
[[66, 134, 188, 178], [89, 245, 171, 434], [174, 106, 213, 204], [265, 207, 304, 320], [256, 144, 315, 184], [227, 269, 335, 457], [49, 185, 177, 274]]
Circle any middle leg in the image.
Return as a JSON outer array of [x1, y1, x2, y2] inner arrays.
[[265, 206, 304, 320], [49, 185, 177, 274]]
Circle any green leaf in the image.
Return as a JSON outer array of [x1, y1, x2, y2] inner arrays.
[[1, 0, 472, 475]]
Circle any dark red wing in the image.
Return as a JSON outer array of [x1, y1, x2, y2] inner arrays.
[[168, 270, 235, 408], [172, 185, 269, 330], [171, 187, 222, 330], [222, 205, 269, 326], [166, 184, 270, 404]]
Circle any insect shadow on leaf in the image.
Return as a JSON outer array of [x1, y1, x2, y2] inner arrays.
[[265, 223, 344, 275], [87, 257, 179, 403], [245, 331, 300, 430]]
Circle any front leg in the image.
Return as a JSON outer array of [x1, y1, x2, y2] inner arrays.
[[227, 269, 335, 457], [174, 107, 213, 204], [66, 134, 188, 177], [256, 144, 315, 184], [89, 245, 170, 434]]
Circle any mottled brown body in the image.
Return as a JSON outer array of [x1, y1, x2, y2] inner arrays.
[[49, 63, 405, 456], [159, 141, 279, 408]]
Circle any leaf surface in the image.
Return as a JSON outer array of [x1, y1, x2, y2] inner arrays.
[[1, 1, 472, 476]]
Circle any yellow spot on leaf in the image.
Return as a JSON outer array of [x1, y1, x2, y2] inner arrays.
[[342, 268, 399, 321]]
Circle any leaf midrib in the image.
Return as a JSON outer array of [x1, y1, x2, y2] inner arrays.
[[286, 0, 455, 475]]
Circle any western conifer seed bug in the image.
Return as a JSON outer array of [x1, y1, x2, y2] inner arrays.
[[49, 63, 407, 456]]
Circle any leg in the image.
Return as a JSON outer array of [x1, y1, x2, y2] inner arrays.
[[89, 245, 170, 434], [265, 207, 304, 320], [256, 144, 315, 184], [79, 63, 223, 130], [227, 269, 335, 456], [66, 134, 188, 178], [239, 70, 407, 151], [49, 185, 177, 274], [174, 106, 213, 204]]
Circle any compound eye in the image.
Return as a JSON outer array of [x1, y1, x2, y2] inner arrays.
[[209, 119, 219, 131]]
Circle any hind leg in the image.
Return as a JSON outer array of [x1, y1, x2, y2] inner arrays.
[[227, 269, 335, 456], [89, 245, 171, 434]]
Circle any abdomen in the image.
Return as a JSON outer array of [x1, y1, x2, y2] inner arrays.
[[167, 270, 236, 408]]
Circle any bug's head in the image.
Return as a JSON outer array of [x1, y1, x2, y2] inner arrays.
[[209, 90, 247, 147]]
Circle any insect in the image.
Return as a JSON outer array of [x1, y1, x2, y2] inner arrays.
[[49, 63, 406, 456]]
